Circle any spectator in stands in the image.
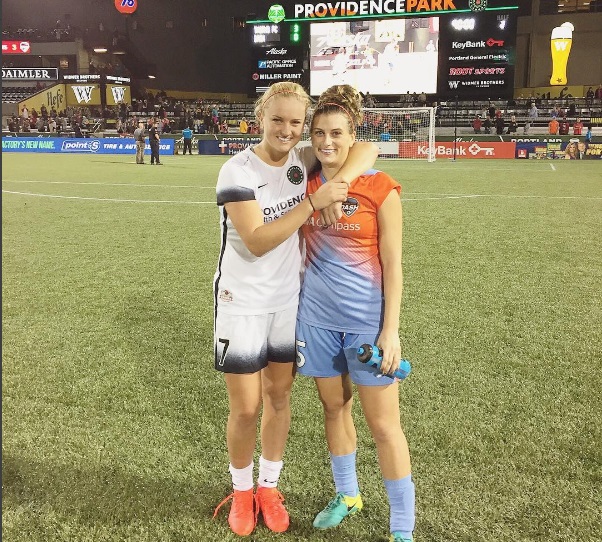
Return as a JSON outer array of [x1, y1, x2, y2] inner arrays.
[[548, 117, 559, 135], [40, 104, 48, 120], [21, 105, 29, 124], [483, 117, 492, 134], [573, 117, 584, 136], [550, 105, 561, 119], [418, 91, 427, 106], [585, 87, 595, 107], [527, 102, 539, 122], [488, 102, 496, 120], [495, 114, 505, 135], [472, 114, 482, 134], [595, 84, 602, 100], [507, 115, 518, 134], [558, 116, 570, 136], [364, 92, 375, 108], [379, 123, 391, 141], [161, 117, 172, 134], [74, 122, 84, 138], [239, 117, 249, 134], [8, 116, 17, 132]]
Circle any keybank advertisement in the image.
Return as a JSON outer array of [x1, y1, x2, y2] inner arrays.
[[2, 138, 175, 154]]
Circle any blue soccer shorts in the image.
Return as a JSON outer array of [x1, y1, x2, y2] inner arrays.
[[295, 321, 397, 386]]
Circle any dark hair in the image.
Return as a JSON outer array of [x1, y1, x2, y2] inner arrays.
[[312, 85, 363, 133]]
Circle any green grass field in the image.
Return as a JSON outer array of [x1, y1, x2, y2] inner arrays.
[[2, 153, 601, 542]]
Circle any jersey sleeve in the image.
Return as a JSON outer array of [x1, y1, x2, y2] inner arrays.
[[216, 158, 256, 205], [371, 171, 401, 208]]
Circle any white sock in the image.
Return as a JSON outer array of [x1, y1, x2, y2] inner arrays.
[[257, 456, 283, 489], [229, 462, 254, 491]]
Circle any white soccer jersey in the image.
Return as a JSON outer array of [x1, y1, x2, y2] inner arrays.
[[214, 146, 313, 315]]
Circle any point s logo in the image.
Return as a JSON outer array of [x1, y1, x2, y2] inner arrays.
[[71, 86, 95, 103], [61, 140, 101, 153]]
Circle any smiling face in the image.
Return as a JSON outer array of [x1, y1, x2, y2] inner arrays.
[[310, 112, 355, 171], [257, 95, 306, 163]]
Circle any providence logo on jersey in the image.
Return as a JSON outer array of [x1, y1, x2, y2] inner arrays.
[[287, 165, 303, 185], [342, 197, 359, 217]]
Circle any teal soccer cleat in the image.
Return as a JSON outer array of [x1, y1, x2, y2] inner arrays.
[[390, 532, 413, 542], [313, 492, 363, 529]]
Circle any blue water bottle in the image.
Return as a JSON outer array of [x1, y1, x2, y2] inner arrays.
[[357, 344, 411, 380]]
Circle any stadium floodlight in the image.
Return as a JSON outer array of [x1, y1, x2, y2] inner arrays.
[[93, 47, 108, 53]]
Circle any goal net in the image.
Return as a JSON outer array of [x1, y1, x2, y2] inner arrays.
[[303, 106, 436, 161]]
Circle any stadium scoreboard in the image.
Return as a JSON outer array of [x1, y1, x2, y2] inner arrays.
[[248, 0, 518, 99]]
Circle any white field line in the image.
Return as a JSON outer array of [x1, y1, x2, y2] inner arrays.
[[2, 179, 213, 189], [4, 189, 601, 204], [2, 191, 213, 204], [550, 163, 556, 171]]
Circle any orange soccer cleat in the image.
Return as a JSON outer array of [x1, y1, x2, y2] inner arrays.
[[255, 486, 290, 533], [213, 488, 256, 536]]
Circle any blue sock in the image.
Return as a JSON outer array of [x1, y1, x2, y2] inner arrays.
[[330, 451, 359, 497], [384, 474, 415, 537]]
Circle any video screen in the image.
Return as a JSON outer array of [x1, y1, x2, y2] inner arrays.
[[309, 17, 439, 96]]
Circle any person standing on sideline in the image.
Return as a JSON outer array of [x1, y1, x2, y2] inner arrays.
[[295, 85, 414, 542], [212, 81, 378, 537], [239, 117, 248, 134], [148, 118, 162, 165], [133, 121, 146, 164], [182, 125, 193, 155], [572, 117, 583, 136]]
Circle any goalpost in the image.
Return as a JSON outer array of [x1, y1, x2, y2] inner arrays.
[[303, 106, 436, 161]]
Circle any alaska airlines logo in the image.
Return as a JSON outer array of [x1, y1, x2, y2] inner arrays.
[[342, 197, 359, 217], [111, 86, 126, 103], [71, 85, 95, 103]]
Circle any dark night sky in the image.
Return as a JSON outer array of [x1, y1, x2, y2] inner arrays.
[[2, 0, 300, 93]]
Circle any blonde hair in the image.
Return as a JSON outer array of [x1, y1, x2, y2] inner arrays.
[[254, 82, 312, 123], [312, 85, 364, 132]]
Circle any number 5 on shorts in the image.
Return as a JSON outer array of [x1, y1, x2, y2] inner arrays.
[[218, 338, 230, 366], [296, 339, 306, 368]]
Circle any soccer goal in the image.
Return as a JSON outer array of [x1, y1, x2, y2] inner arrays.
[[303, 107, 436, 161]]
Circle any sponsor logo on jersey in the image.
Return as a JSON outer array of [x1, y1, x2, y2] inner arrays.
[[219, 289, 233, 302], [287, 165, 303, 185], [342, 197, 359, 217]]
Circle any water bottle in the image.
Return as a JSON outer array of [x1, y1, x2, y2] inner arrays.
[[357, 344, 411, 380]]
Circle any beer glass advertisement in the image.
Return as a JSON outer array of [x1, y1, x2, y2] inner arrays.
[[309, 18, 440, 96], [437, 11, 517, 99]]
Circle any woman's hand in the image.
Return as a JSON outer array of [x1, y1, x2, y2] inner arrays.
[[310, 180, 348, 212], [375, 329, 402, 376], [320, 201, 343, 226]]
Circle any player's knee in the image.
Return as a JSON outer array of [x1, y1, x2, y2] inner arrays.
[[319, 395, 352, 420], [230, 403, 261, 425], [263, 386, 292, 412]]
